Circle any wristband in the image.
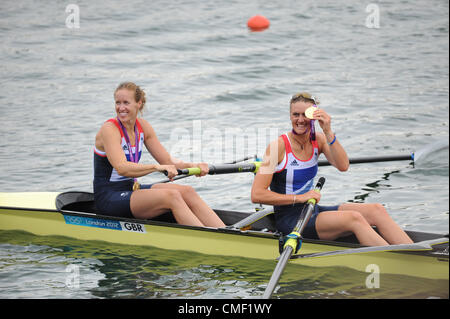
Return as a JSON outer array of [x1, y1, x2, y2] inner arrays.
[[328, 134, 336, 145]]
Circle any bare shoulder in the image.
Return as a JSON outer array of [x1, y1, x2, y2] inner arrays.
[[265, 136, 285, 155], [95, 121, 120, 151], [138, 118, 156, 137], [137, 117, 151, 128], [99, 120, 120, 136], [277, 135, 286, 155], [259, 136, 285, 173], [272, 136, 286, 161]]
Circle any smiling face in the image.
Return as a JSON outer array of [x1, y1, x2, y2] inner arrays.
[[290, 101, 314, 135], [114, 89, 142, 123]]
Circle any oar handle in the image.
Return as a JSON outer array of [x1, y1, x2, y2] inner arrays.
[[176, 167, 201, 175], [314, 176, 326, 191], [305, 176, 326, 205]]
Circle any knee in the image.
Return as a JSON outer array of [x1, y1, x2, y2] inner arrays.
[[371, 204, 394, 227], [345, 211, 369, 228], [164, 189, 184, 205], [366, 203, 384, 211], [369, 203, 390, 218], [179, 185, 196, 197]]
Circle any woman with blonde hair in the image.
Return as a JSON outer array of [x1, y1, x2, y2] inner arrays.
[[93, 82, 225, 228], [251, 92, 413, 246]]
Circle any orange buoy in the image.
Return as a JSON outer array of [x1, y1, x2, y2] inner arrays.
[[247, 15, 270, 32]]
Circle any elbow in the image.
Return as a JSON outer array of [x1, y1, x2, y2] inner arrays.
[[339, 162, 349, 172], [329, 160, 349, 172], [116, 169, 128, 177], [251, 193, 258, 204], [115, 164, 131, 177], [251, 189, 262, 204], [251, 187, 269, 205]]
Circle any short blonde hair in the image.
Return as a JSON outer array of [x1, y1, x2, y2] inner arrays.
[[290, 92, 320, 108]]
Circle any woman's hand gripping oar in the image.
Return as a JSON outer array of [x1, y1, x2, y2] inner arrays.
[[157, 156, 259, 183], [162, 161, 262, 179], [262, 177, 326, 299]]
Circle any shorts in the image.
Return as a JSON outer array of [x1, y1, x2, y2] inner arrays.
[[274, 203, 340, 239], [94, 180, 153, 218]]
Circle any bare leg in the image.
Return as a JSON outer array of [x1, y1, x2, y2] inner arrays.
[[130, 188, 204, 227], [151, 184, 225, 228], [129, 184, 225, 228], [339, 203, 413, 244], [316, 210, 388, 246]]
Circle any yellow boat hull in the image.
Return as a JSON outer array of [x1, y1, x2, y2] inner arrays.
[[0, 192, 448, 280]]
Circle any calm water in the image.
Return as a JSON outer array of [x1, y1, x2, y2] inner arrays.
[[0, 0, 448, 299]]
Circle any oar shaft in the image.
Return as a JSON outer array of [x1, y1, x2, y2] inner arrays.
[[210, 163, 259, 174], [318, 140, 448, 166], [177, 162, 261, 176], [229, 207, 274, 230], [292, 201, 315, 236], [318, 154, 412, 166], [175, 154, 413, 175], [262, 246, 293, 299]]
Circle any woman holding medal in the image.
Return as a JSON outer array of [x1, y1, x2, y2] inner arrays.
[[93, 82, 225, 228], [251, 92, 413, 246]]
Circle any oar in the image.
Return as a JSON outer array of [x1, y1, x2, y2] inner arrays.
[[174, 161, 262, 176], [227, 206, 274, 230], [318, 140, 449, 166], [262, 177, 326, 299], [156, 155, 258, 183], [168, 140, 448, 175], [291, 237, 449, 259], [319, 154, 411, 166]]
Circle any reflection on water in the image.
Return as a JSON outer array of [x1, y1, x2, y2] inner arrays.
[[0, 231, 447, 299], [351, 169, 401, 202]]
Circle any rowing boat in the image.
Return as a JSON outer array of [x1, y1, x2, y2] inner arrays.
[[0, 191, 448, 281]]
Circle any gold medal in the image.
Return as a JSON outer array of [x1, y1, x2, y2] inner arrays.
[[305, 106, 317, 119], [133, 180, 141, 191]]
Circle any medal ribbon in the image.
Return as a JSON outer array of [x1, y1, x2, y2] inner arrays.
[[310, 106, 317, 142], [117, 118, 140, 186]]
